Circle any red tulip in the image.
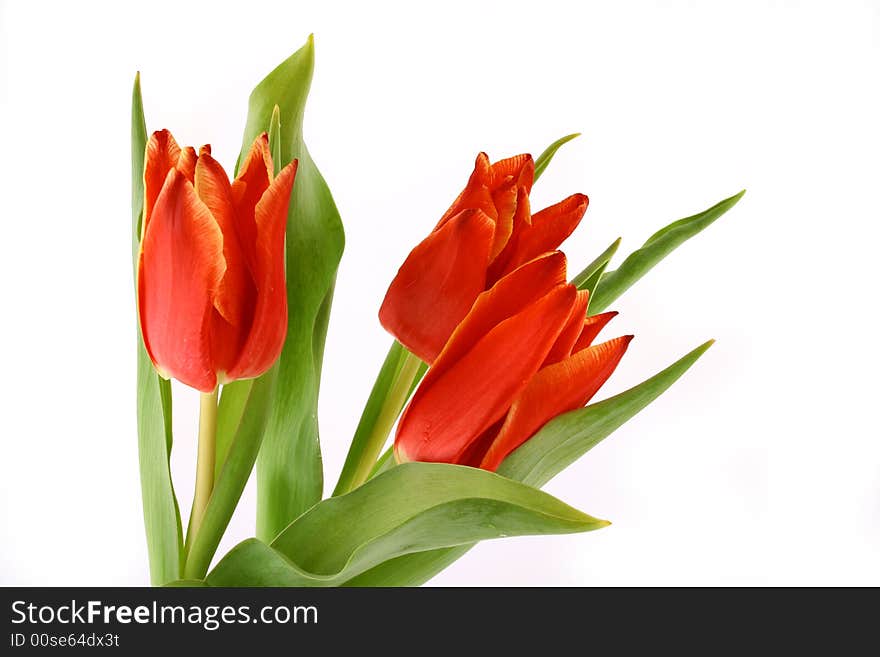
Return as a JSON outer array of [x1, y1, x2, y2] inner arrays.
[[379, 152, 589, 364], [394, 251, 631, 471], [137, 129, 297, 392]]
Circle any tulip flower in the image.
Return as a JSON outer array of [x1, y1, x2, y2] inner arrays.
[[379, 152, 589, 364], [137, 129, 297, 393], [394, 251, 631, 472]]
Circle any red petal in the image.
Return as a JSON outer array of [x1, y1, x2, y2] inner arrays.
[[573, 311, 618, 353], [379, 208, 495, 363], [492, 193, 588, 280], [486, 187, 532, 285], [231, 133, 273, 272], [177, 146, 197, 183], [143, 130, 182, 237], [488, 177, 518, 260], [194, 151, 255, 374], [490, 154, 535, 194], [479, 335, 633, 471], [138, 168, 226, 392], [436, 153, 496, 229], [428, 251, 568, 383], [543, 289, 590, 365], [394, 283, 576, 464], [225, 159, 297, 381]]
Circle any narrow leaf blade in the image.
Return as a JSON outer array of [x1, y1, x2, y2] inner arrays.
[[498, 340, 715, 487], [589, 191, 745, 313], [131, 73, 182, 585], [572, 237, 622, 311], [534, 133, 580, 181]]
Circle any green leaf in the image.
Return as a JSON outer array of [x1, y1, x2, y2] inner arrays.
[[589, 191, 745, 313], [572, 237, 621, 309], [131, 73, 182, 585], [497, 340, 715, 486], [205, 463, 607, 586], [343, 546, 471, 587], [533, 133, 580, 181], [183, 370, 278, 579], [163, 579, 209, 588], [240, 36, 345, 541], [346, 340, 714, 586]]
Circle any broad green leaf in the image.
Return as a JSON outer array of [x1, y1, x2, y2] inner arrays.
[[534, 133, 580, 181], [333, 342, 423, 496], [131, 73, 182, 585], [183, 369, 278, 579], [345, 340, 714, 586], [205, 463, 607, 586], [343, 545, 470, 587], [589, 191, 745, 313], [239, 36, 345, 541], [572, 237, 621, 309]]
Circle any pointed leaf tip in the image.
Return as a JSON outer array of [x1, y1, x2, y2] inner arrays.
[[534, 133, 582, 181]]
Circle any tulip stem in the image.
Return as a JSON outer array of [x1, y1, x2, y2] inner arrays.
[[189, 388, 219, 548], [333, 342, 426, 496]]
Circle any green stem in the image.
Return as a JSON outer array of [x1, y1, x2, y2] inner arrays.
[[333, 341, 424, 496], [189, 388, 218, 547]]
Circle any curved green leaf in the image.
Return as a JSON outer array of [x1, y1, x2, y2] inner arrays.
[[534, 133, 580, 181], [131, 73, 182, 586], [589, 191, 745, 313], [205, 463, 607, 586], [346, 340, 714, 586], [241, 36, 345, 541]]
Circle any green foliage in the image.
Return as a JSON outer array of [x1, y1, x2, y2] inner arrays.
[[204, 463, 607, 586], [131, 73, 182, 585]]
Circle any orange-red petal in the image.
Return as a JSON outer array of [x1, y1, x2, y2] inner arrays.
[[479, 335, 633, 471], [395, 284, 577, 464], [379, 208, 495, 364], [225, 159, 296, 381], [231, 133, 274, 274], [573, 311, 618, 353], [428, 251, 568, 382], [138, 168, 226, 392], [143, 130, 182, 237], [543, 289, 590, 365], [194, 151, 255, 374], [488, 177, 518, 260], [492, 193, 589, 280], [177, 146, 197, 184], [490, 154, 535, 194], [436, 152, 496, 229]]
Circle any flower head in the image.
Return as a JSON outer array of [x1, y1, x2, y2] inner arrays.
[[394, 252, 630, 471], [379, 152, 588, 364], [137, 129, 296, 392]]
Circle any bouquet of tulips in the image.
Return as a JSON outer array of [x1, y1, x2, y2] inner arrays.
[[132, 37, 743, 587]]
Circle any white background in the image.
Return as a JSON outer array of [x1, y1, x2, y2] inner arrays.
[[1, 0, 878, 586]]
